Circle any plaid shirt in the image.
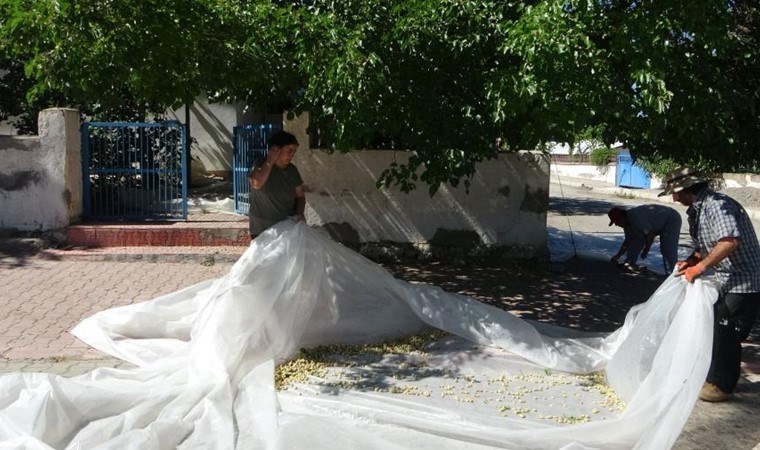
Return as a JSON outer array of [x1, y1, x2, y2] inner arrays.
[[687, 189, 760, 293]]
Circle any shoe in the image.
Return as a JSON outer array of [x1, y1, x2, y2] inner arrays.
[[699, 382, 734, 402]]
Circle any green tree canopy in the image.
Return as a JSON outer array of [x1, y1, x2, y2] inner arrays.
[[1, 0, 758, 193]]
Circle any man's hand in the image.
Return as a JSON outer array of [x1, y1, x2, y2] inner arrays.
[[266, 146, 281, 164], [675, 255, 701, 272], [677, 262, 706, 282]]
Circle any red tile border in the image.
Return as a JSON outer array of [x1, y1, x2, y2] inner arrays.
[[68, 223, 251, 247]]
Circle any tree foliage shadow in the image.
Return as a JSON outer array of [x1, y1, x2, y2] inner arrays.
[[383, 257, 664, 333], [0, 239, 40, 268], [550, 196, 624, 217]]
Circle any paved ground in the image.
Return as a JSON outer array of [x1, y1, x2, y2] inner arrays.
[[0, 176, 759, 449]]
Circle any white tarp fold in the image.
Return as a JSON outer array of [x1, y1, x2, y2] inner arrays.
[[0, 221, 717, 449]]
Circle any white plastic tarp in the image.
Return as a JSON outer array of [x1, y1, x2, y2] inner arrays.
[[0, 221, 717, 449]]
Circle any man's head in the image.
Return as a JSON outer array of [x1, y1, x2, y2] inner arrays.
[[269, 131, 299, 166], [269, 131, 298, 149], [657, 167, 708, 206], [608, 207, 628, 227]]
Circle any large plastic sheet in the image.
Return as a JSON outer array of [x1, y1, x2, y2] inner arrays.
[[0, 221, 717, 449]]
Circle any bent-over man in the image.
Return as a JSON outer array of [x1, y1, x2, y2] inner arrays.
[[608, 204, 682, 273]]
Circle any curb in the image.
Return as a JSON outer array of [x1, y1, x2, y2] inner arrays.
[[37, 247, 245, 264]]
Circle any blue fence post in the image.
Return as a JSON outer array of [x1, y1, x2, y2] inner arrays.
[[81, 122, 91, 218], [180, 122, 188, 219], [233, 125, 242, 214]]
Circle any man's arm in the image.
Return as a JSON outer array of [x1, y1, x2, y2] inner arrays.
[[698, 238, 738, 268], [249, 148, 281, 190], [612, 238, 629, 264], [294, 185, 306, 221], [678, 238, 738, 281], [249, 161, 273, 190]]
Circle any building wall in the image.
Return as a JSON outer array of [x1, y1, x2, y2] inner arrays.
[[295, 148, 549, 261], [277, 112, 547, 261], [168, 97, 278, 177], [0, 119, 18, 135], [550, 162, 617, 185], [0, 106, 551, 262], [0, 109, 82, 230], [550, 162, 664, 189], [723, 173, 760, 189]]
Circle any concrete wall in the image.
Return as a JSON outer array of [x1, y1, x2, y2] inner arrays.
[[550, 162, 617, 184], [723, 173, 760, 189], [0, 119, 18, 135], [0, 109, 82, 231], [276, 111, 549, 262], [295, 149, 549, 261], [168, 97, 277, 176], [551, 162, 665, 189], [0, 106, 551, 262]]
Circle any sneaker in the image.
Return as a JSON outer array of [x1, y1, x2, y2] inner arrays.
[[699, 382, 734, 402]]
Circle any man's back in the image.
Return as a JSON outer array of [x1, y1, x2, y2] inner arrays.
[[627, 204, 681, 236]]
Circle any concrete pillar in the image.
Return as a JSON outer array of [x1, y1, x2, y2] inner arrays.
[[38, 108, 82, 228], [283, 111, 310, 150]]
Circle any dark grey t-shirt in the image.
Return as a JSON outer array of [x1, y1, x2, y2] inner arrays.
[[248, 158, 304, 236], [623, 204, 681, 263]]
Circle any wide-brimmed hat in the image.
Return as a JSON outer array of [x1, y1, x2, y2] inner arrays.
[[607, 207, 626, 226], [657, 167, 708, 197]]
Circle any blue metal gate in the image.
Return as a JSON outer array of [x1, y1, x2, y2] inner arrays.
[[616, 152, 651, 189], [82, 121, 188, 220], [232, 124, 281, 215]]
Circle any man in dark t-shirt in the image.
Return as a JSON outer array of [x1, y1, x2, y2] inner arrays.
[[608, 204, 682, 273], [248, 131, 306, 237]]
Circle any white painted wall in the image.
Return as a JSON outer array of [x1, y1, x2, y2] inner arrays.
[[279, 112, 549, 257], [0, 109, 82, 230], [546, 141, 624, 156], [0, 120, 17, 135], [723, 173, 760, 189], [168, 97, 271, 175], [550, 162, 617, 184], [550, 162, 664, 189], [295, 149, 549, 252], [0, 107, 551, 261]]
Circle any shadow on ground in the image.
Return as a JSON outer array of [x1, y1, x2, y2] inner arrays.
[[0, 239, 44, 268], [384, 256, 665, 333], [549, 195, 624, 217]]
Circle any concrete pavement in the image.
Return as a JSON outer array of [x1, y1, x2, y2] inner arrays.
[[0, 259, 233, 372]]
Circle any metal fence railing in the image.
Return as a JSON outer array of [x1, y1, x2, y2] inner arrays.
[[81, 121, 187, 221], [232, 123, 281, 215]]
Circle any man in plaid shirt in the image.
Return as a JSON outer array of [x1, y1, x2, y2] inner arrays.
[[659, 167, 760, 402]]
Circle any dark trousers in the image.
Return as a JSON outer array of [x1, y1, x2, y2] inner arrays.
[[706, 292, 760, 392]]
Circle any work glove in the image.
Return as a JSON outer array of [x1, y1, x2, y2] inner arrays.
[[677, 262, 706, 282], [675, 255, 701, 272]]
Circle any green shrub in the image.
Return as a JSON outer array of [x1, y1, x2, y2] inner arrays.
[[635, 157, 681, 178], [589, 147, 617, 167]]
